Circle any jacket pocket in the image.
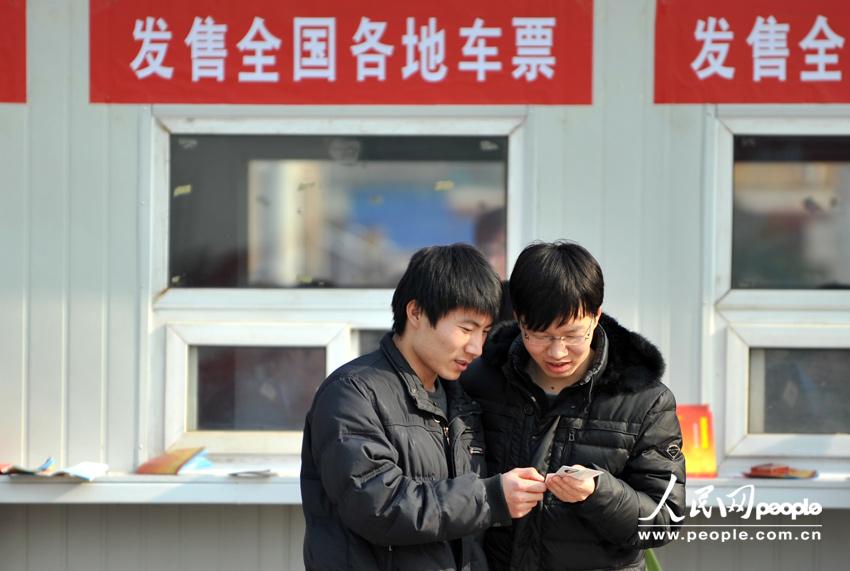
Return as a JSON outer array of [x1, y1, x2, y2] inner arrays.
[[570, 420, 640, 475], [458, 429, 488, 475], [581, 420, 639, 447], [464, 429, 486, 456]]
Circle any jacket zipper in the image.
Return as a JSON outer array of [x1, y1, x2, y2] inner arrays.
[[509, 366, 540, 470], [440, 417, 464, 570], [440, 420, 456, 477]]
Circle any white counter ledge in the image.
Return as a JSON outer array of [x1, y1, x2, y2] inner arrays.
[[2, 474, 849, 507], [0, 474, 303, 505]]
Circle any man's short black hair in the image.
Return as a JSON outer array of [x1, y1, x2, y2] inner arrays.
[[509, 241, 604, 331], [392, 244, 502, 334]]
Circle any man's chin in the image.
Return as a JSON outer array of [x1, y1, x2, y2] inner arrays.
[[438, 366, 464, 381]]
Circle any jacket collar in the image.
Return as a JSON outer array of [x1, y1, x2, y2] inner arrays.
[[379, 332, 479, 420], [573, 325, 609, 388], [482, 313, 664, 393]]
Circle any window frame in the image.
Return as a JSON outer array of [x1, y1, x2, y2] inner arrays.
[[706, 107, 850, 469], [724, 321, 850, 458], [165, 322, 350, 454], [139, 105, 530, 460]]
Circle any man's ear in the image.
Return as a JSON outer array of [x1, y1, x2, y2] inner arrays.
[[595, 307, 603, 320], [406, 300, 423, 329]]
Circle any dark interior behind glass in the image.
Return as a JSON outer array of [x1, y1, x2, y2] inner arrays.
[[169, 135, 508, 288]]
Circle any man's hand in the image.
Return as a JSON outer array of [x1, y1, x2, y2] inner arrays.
[[500, 467, 547, 518], [545, 464, 597, 503]]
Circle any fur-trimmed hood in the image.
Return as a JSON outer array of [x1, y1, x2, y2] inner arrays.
[[481, 313, 665, 392]]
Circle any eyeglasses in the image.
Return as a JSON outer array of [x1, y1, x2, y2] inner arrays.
[[521, 318, 595, 348]]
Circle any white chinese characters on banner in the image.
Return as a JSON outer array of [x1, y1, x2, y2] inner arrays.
[[402, 17, 447, 82], [800, 15, 845, 82], [692, 14, 846, 83], [746, 15, 790, 82], [512, 18, 556, 81], [691, 17, 735, 80], [459, 18, 502, 81], [350, 17, 394, 81], [185, 16, 228, 82], [131, 17, 174, 79], [294, 18, 336, 81], [127, 14, 560, 84], [237, 17, 282, 82]]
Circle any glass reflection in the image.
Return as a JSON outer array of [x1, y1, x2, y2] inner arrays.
[[169, 135, 508, 287], [247, 159, 505, 287], [732, 136, 850, 289], [748, 348, 850, 434], [356, 330, 389, 356], [195, 346, 325, 431]]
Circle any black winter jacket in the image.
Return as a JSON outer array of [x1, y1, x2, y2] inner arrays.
[[301, 333, 512, 571], [462, 314, 686, 571]]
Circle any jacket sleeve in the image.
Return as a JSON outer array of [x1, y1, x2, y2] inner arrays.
[[573, 387, 686, 548], [308, 376, 511, 546]]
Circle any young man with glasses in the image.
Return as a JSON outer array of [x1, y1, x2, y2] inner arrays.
[[462, 241, 685, 571]]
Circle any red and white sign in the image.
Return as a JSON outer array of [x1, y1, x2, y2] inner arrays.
[[656, 0, 850, 103], [90, 0, 592, 104], [0, 0, 26, 103]]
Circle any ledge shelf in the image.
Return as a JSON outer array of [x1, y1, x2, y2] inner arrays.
[[0, 475, 303, 505], [2, 475, 849, 508]]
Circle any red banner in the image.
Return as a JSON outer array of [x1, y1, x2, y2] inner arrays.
[[90, 0, 592, 105], [656, 0, 850, 103], [0, 0, 26, 103]]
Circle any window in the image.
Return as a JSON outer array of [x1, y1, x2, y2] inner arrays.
[[354, 329, 390, 356], [724, 323, 850, 458], [749, 348, 850, 435], [194, 346, 326, 431], [164, 322, 350, 454], [732, 136, 850, 290], [169, 135, 509, 288], [709, 112, 850, 466], [144, 110, 528, 457]]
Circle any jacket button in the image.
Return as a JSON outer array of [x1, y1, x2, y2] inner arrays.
[[523, 405, 534, 415]]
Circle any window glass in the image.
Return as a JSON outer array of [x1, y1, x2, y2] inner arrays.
[[194, 346, 325, 431], [170, 135, 508, 288], [732, 136, 850, 289], [356, 329, 389, 356], [748, 348, 850, 434]]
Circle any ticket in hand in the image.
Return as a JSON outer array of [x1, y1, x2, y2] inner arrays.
[[549, 465, 603, 481]]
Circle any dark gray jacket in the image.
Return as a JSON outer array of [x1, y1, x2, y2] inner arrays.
[[462, 314, 686, 571], [301, 334, 511, 571]]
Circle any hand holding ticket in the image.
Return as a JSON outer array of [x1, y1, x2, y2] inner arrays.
[[546, 464, 603, 482]]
